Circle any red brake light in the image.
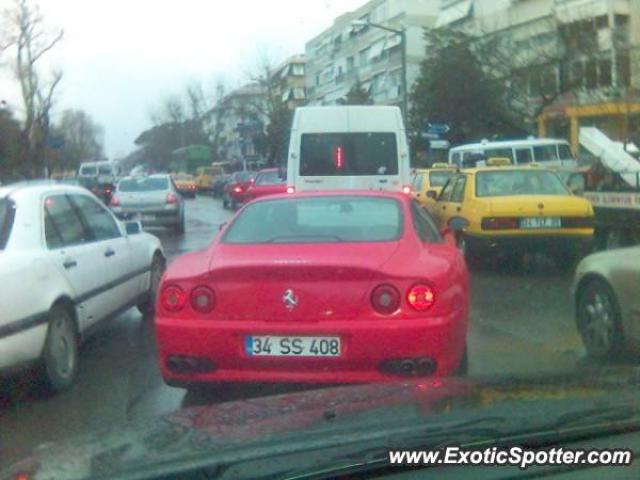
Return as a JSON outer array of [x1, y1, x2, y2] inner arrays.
[[371, 284, 401, 315], [166, 193, 178, 204], [481, 217, 519, 230], [334, 146, 344, 170], [286, 186, 295, 194], [160, 285, 187, 312], [407, 284, 435, 311], [109, 195, 120, 207], [233, 186, 243, 193], [190, 286, 216, 313], [402, 185, 412, 194]]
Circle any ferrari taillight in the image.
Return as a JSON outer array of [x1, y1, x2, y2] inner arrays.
[[407, 284, 435, 311], [190, 286, 216, 314], [160, 285, 187, 312], [371, 284, 401, 315], [109, 195, 120, 207]]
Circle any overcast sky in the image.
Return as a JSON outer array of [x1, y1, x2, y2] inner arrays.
[[0, 0, 365, 158]]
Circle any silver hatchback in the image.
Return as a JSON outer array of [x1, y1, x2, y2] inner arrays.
[[110, 174, 185, 234]]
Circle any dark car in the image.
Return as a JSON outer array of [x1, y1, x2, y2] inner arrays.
[[222, 170, 256, 209], [243, 168, 287, 202], [61, 176, 114, 205], [212, 173, 231, 198]]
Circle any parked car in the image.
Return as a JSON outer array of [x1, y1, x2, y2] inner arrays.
[[0, 183, 165, 392], [428, 164, 594, 269], [156, 191, 469, 391], [110, 174, 186, 234], [243, 168, 286, 202], [573, 246, 640, 359], [222, 170, 256, 209], [171, 172, 197, 198]]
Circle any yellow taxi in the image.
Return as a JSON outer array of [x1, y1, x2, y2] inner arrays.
[[195, 165, 225, 193], [172, 172, 197, 198], [411, 163, 457, 208], [427, 161, 594, 268]]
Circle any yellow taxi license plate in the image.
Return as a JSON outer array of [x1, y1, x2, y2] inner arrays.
[[520, 217, 561, 229]]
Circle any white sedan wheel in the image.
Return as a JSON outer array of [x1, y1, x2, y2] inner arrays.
[[42, 305, 79, 392]]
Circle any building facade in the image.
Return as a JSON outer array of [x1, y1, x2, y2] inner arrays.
[[437, 0, 640, 150], [215, 83, 268, 169], [270, 54, 307, 111], [305, 0, 439, 109]]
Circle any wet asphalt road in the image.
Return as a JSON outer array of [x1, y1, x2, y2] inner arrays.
[[0, 195, 625, 464]]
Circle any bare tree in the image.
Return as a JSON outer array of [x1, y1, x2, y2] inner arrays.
[[2, 0, 63, 177], [207, 80, 230, 161], [52, 109, 104, 171], [245, 51, 293, 166]]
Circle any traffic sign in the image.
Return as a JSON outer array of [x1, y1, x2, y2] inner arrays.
[[48, 136, 65, 149]]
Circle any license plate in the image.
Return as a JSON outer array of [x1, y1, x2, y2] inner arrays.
[[246, 336, 341, 357], [520, 217, 561, 229], [141, 214, 155, 221]]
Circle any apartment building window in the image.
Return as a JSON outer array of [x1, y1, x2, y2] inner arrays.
[[292, 64, 305, 76], [616, 51, 631, 87], [315, 74, 321, 86], [595, 15, 608, 29], [614, 14, 629, 27], [359, 47, 370, 67], [333, 35, 343, 52], [585, 59, 598, 89], [570, 61, 584, 89], [347, 56, 355, 72], [541, 66, 557, 95], [599, 58, 612, 87]]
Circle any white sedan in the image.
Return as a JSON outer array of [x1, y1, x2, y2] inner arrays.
[[0, 183, 165, 392]]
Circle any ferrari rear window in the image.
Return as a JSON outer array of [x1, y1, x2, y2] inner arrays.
[[0, 198, 15, 250], [223, 196, 403, 244]]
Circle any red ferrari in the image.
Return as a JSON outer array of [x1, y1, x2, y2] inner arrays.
[[244, 168, 286, 201], [155, 191, 469, 389]]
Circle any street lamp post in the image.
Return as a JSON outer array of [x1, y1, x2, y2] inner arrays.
[[352, 20, 408, 122]]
